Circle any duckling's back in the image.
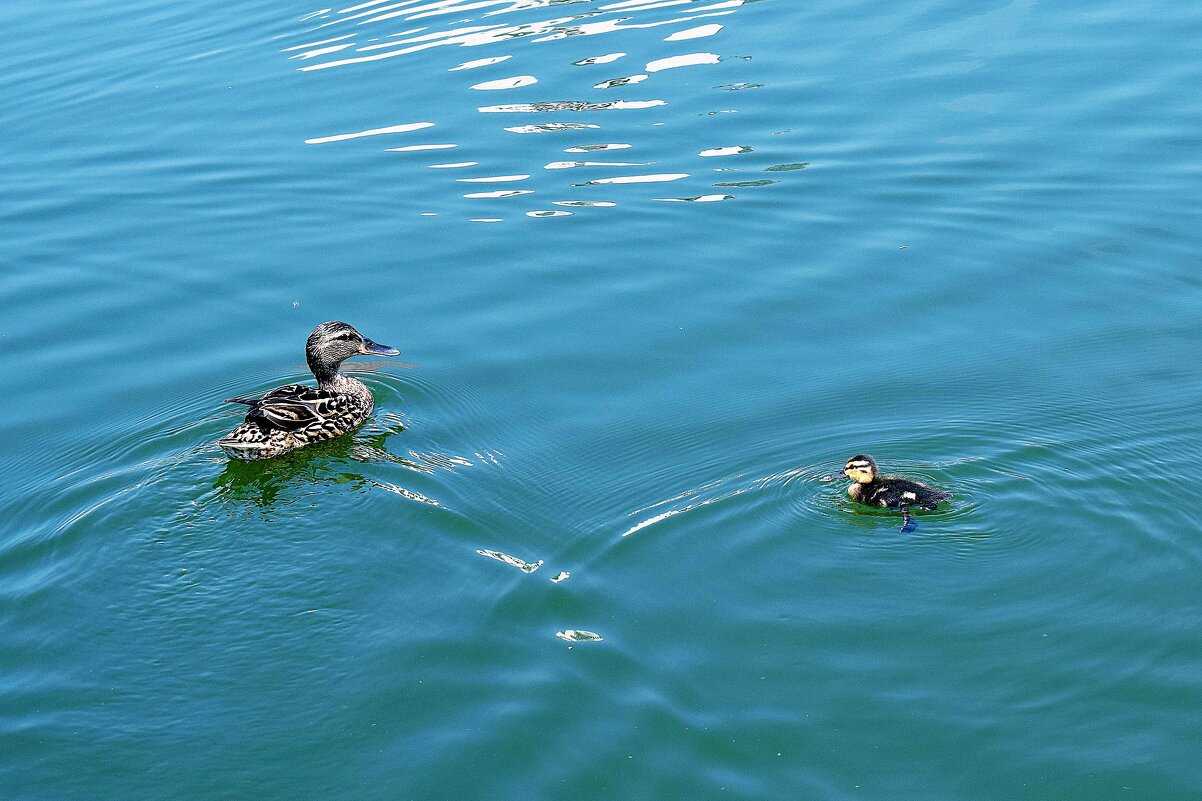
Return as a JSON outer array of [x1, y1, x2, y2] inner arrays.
[[860, 477, 947, 510]]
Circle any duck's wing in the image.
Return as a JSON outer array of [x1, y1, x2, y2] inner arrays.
[[224, 384, 312, 406], [233, 385, 343, 433], [893, 478, 949, 509]]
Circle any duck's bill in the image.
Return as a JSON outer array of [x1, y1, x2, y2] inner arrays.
[[360, 339, 400, 356]]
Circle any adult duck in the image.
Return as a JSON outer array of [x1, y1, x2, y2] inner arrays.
[[218, 321, 399, 461]]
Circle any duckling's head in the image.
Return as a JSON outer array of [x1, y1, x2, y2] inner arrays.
[[306, 321, 399, 379], [843, 454, 878, 484]]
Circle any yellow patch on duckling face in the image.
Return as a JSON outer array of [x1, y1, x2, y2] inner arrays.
[[844, 461, 876, 484]]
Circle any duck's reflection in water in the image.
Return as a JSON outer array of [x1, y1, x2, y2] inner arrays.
[[211, 420, 434, 509]]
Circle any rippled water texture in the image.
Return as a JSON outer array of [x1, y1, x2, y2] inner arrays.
[[285, 0, 804, 219], [3, 0, 1202, 799]]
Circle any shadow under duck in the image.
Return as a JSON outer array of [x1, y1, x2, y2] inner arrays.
[[218, 321, 400, 461], [841, 454, 948, 531]]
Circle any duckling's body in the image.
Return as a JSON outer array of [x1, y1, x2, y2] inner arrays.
[[846, 474, 945, 509], [218, 321, 399, 461], [841, 454, 947, 530]]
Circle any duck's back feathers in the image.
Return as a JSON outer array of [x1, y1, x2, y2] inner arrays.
[[219, 383, 373, 461], [854, 476, 947, 510], [229, 385, 352, 432]]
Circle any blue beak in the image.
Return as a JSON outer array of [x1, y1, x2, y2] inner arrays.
[[361, 338, 400, 357]]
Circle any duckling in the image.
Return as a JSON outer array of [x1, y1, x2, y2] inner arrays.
[[218, 321, 400, 461], [841, 454, 948, 531]]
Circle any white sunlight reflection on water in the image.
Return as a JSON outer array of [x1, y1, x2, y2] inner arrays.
[[283, 0, 811, 221]]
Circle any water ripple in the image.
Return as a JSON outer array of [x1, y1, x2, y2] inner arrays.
[[304, 122, 434, 144], [282, 0, 807, 221], [451, 55, 512, 71], [503, 122, 600, 134], [594, 74, 649, 88], [665, 23, 723, 40], [470, 75, 538, 90], [544, 160, 646, 169], [387, 143, 458, 152], [577, 173, 689, 185], [564, 142, 632, 152], [478, 99, 667, 113], [477, 549, 544, 573], [574, 53, 626, 65], [654, 193, 733, 202], [456, 174, 531, 182], [645, 52, 720, 72], [463, 189, 534, 198], [556, 629, 603, 643]]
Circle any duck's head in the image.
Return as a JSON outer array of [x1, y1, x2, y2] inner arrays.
[[842, 454, 878, 484], [306, 321, 399, 379]]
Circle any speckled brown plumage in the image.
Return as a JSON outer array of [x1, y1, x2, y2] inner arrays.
[[218, 321, 399, 461]]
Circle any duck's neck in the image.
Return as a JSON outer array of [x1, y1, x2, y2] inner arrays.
[[311, 357, 373, 409], [316, 368, 366, 396], [310, 353, 343, 387]]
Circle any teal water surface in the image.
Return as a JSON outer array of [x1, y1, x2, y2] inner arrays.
[[3, 0, 1202, 799]]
